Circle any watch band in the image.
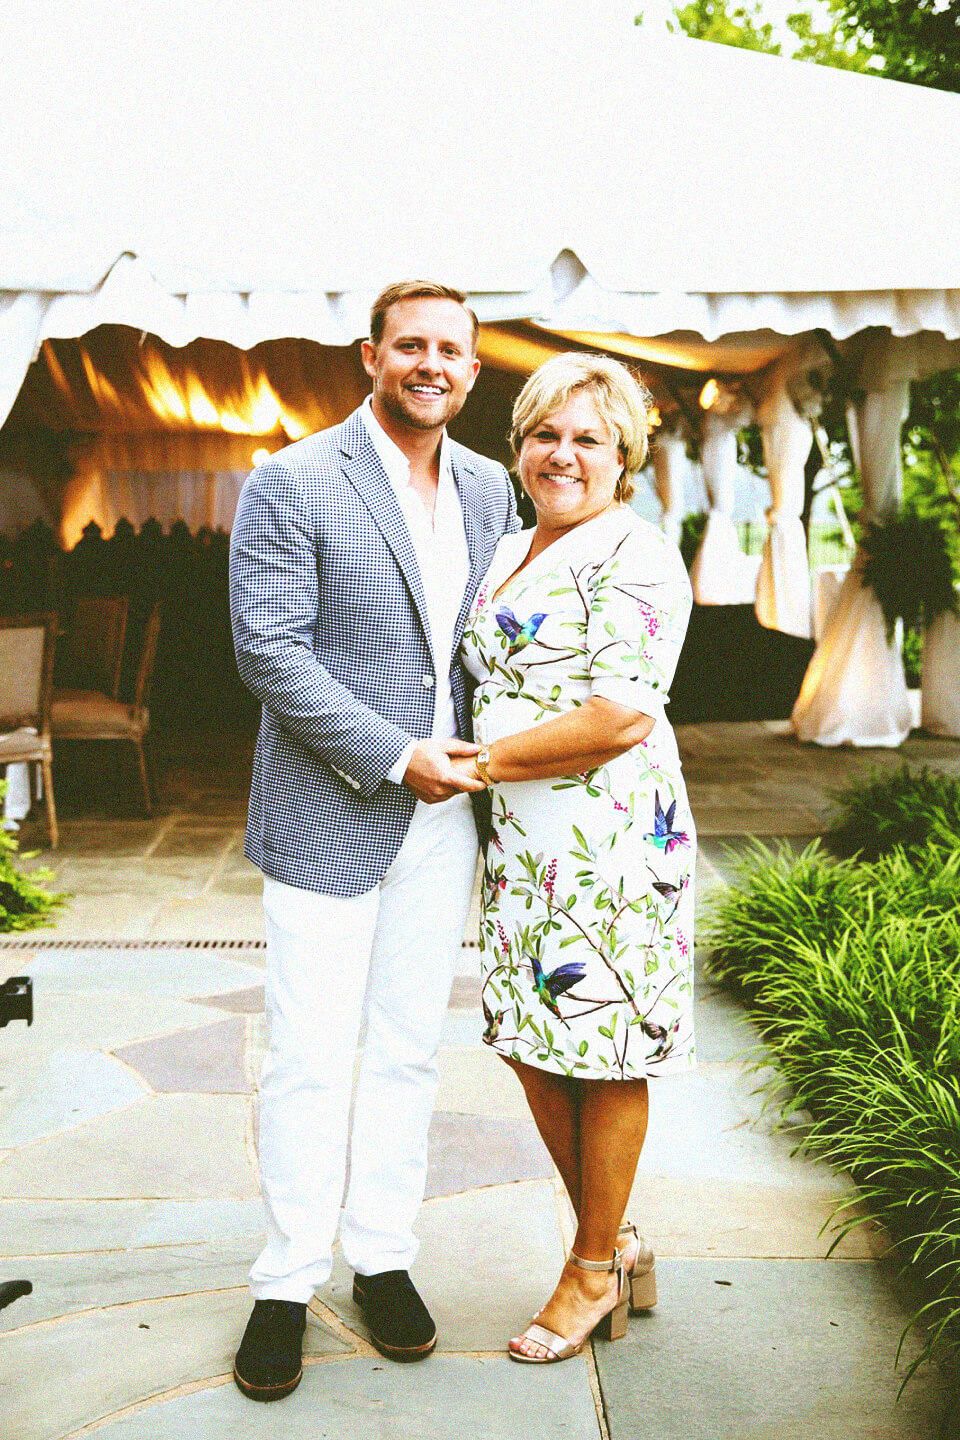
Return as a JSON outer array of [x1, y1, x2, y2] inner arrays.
[[475, 747, 493, 787]]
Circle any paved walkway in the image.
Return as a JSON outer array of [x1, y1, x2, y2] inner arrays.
[[1, 723, 958, 1438]]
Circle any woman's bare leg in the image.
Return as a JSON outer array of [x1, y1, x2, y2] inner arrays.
[[501, 1056, 582, 1213], [510, 1075, 649, 1360]]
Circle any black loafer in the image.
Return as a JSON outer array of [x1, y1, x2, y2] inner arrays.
[[233, 1298, 307, 1401], [352, 1270, 437, 1361]]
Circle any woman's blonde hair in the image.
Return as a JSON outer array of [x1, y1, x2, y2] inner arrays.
[[510, 353, 652, 503]]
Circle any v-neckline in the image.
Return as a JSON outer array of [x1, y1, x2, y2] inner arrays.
[[488, 507, 627, 605]]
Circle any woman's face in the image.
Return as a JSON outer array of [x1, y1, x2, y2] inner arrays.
[[518, 389, 624, 535]]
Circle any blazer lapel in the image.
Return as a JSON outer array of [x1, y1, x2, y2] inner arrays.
[[339, 411, 433, 652], [450, 447, 493, 658]]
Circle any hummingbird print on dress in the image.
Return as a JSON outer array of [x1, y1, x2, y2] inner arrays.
[[495, 606, 547, 658], [643, 790, 688, 854], [645, 866, 688, 903], [482, 995, 505, 1045], [640, 1014, 681, 1058], [530, 953, 587, 1021]]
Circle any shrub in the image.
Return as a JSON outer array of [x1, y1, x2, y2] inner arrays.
[[705, 840, 960, 1385], [0, 784, 67, 932], [824, 764, 960, 862]]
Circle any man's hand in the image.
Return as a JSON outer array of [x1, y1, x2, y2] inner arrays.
[[402, 738, 486, 803]]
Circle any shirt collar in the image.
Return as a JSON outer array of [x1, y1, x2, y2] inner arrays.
[[360, 395, 453, 497]]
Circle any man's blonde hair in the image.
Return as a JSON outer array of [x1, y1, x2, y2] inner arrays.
[[369, 280, 479, 350], [510, 353, 652, 502]]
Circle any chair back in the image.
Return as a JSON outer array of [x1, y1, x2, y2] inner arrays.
[[133, 602, 163, 714], [61, 595, 129, 698], [0, 614, 57, 733]]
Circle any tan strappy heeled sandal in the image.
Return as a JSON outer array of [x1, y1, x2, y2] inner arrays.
[[618, 1220, 658, 1312], [508, 1248, 629, 1364]]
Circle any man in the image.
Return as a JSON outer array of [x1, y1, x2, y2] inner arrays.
[[229, 281, 518, 1400]]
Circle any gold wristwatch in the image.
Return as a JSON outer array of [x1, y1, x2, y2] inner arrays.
[[475, 747, 494, 787]]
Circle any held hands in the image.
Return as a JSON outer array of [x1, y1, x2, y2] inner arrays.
[[402, 738, 486, 804]]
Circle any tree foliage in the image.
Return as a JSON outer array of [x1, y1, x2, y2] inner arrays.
[[665, 0, 782, 52], [655, 0, 960, 92], [825, 0, 960, 93]]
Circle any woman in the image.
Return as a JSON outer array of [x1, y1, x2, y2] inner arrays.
[[454, 353, 696, 1363]]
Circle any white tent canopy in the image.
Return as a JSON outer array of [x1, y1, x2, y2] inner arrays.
[[3, 0, 960, 364], [3, 0, 960, 743]]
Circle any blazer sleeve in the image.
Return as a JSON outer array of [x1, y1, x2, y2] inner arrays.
[[229, 459, 414, 798]]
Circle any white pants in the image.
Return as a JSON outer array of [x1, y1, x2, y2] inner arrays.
[[249, 795, 478, 1302]]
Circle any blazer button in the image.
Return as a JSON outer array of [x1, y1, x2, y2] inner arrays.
[[422, 674, 435, 688]]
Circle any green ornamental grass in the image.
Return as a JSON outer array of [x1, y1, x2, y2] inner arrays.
[[825, 763, 960, 862], [0, 782, 66, 932], [705, 803, 960, 1388]]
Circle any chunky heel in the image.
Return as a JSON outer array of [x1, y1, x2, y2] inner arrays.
[[594, 1294, 629, 1341], [629, 1264, 657, 1313], [619, 1221, 658, 1313]]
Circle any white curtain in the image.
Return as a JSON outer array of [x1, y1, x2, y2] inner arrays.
[[690, 408, 760, 604], [57, 470, 248, 545], [792, 380, 912, 746], [650, 427, 687, 545], [755, 382, 812, 638], [921, 605, 960, 737], [0, 292, 45, 429]]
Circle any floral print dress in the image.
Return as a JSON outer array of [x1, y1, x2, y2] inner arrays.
[[461, 506, 696, 1080]]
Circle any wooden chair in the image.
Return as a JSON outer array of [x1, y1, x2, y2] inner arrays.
[[51, 602, 163, 815], [0, 614, 58, 847], [58, 595, 129, 699]]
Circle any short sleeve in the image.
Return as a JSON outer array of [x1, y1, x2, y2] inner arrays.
[[585, 522, 692, 717]]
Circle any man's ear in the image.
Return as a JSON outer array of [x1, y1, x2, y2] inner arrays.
[[360, 339, 377, 379], [466, 356, 481, 391]]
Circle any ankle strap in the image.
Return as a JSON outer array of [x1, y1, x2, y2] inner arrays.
[[569, 1247, 623, 1273]]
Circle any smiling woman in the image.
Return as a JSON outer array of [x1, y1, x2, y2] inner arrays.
[[455, 351, 696, 1367]]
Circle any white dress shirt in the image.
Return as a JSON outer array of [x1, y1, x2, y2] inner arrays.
[[359, 398, 470, 783]]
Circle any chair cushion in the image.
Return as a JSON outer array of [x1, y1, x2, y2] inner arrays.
[[51, 690, 143, 740], [0, 727, 47, 762]]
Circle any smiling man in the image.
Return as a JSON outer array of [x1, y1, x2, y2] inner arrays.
[[229, 281, 518, 1399]]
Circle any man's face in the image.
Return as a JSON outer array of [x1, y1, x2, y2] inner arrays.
[[361, 298, 480, 434]]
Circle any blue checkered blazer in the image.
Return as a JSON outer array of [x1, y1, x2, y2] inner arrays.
[[230, 406, 519, 895]]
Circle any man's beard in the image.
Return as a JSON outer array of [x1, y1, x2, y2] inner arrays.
[[379, 386, 461, 432]]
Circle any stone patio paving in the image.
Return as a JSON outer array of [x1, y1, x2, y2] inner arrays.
[[1, 722, 958, 1438]]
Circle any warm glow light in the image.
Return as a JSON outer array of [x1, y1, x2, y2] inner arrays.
[[251, 448, 272, 466], [646, 405, 661, 432], [699, 378, 720, 411]]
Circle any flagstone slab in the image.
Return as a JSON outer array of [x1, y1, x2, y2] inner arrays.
[[0, 1239, 258, 1326], [639, 1063, 832, 1190], [89, 1352, 598, 1440], [434, 1046, 531, 1121], [439, 1006, 485, 1048], [0, 1093, 257, 1198], [25, 948, 264, 997], [325, 1180, 563, 1352], [0, 1288, 348, 1440], [0, 1198, 265, 1254], [424, 1112, 553, 1198], [692, 982, 762, 1065], [191, 986, 265, 1014], [622, 1175, 887, 1261], [31, 895, 163, 940], [146, 897, 266, 942], [2, 991, 221, 1052], [1, 1049, 149, 1147], [41, 859, 213, 899], [115, 1016, 250, 1093], [595, 1258, 948, 1440], [150, 828, 236, 859]]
